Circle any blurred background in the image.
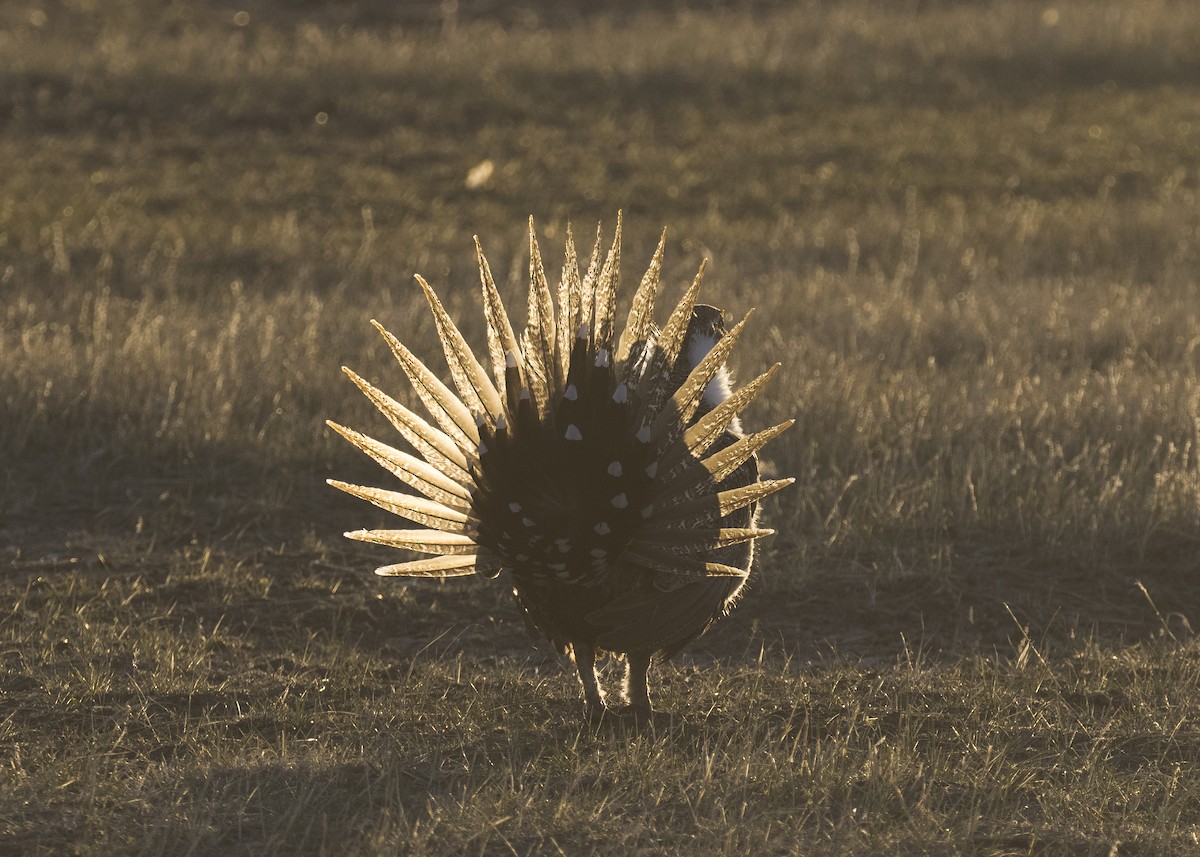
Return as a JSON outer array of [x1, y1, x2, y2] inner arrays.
[[3, 0, 1200, 651]]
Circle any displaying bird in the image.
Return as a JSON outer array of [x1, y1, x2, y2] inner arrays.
[[328, 216, 793, 718]]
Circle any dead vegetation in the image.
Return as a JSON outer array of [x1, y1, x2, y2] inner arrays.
[[3, 1, 1200, 853]]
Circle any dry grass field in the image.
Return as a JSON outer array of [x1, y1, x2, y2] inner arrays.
[[3, 0, 1200, 853]]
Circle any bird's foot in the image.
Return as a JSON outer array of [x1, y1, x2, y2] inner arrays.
[[610, 703, 654, 725], [584, 699, 610, 725]]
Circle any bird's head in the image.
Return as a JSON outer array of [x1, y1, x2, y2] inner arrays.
[[680, 304, 735, 414]]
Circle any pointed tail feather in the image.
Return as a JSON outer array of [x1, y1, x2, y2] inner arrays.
[[592, 211, 622, 351], [655, 261, 706, 371], [624, 547, 748, 579], [682, 363, 781, 458], [630, 526, 775, 556], [374, 554, 481, 577], [327, 421, 474, 511], [328, 480, 472, 532], [654, 420, 795, 503], [346, 528, 477, 554], [651, 309, 754, 444], [700, 420, 794, 485], [616, 228, 666, 364], [632, 262, 705, 419], [652, 364, 782, 487], [476, 238, 525, 408], [526, 218, 559, 397], [651, 478, 796, 528], [372, 321, 481, 454], [340, 367, 474, 483], [415, 275, 505, 424], [577, 224, 604, 347], [555, 223, 582, 386]]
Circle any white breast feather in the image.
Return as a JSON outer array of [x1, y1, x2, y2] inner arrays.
[[686, 332, 740, 431]]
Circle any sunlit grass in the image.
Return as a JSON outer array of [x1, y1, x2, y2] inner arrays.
[[3, 0, 1200, 854], [4, 552, 1200, 854]]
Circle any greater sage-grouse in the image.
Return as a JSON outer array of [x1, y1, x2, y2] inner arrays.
[[328, 217, 793, 717]]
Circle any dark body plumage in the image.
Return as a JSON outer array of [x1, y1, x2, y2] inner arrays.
[[503, 308, 760, 712], [329, 219, 793, 717]]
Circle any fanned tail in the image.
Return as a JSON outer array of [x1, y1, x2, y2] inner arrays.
[[329, 216, 792, 583]]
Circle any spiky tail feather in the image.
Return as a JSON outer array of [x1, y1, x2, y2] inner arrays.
[[329, 217, 793, 584]]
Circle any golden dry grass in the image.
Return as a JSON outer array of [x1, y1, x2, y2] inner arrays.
[[3, 1, 1200, 854]]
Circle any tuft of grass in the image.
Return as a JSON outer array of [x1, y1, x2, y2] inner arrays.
[[4, 547, 1200, 854], [3, 1, 1200, 853]]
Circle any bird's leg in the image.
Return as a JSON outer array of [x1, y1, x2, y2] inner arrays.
[[571, 641, 606, 720], [623, 651, 653, 714]]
